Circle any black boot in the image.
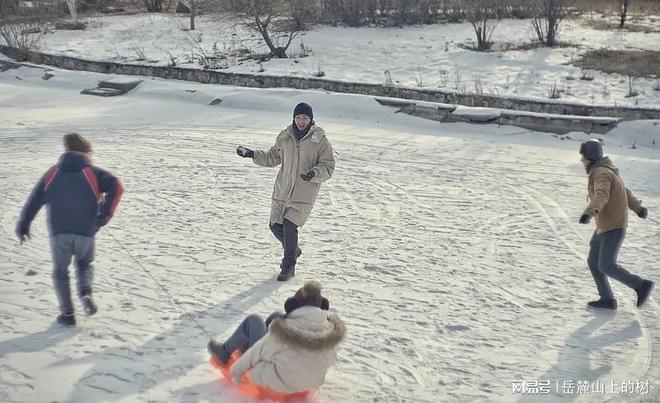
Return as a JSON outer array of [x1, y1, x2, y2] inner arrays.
[[279, 249, 302, 271], [277, 265, 295, 281], [635, 280, 655, 308], [587, 298, 617, 310], [207, 339, 230, 365], [56, 313, 76, 326], [81, 295, 98, 316]]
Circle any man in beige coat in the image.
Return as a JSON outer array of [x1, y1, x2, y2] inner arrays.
[[236, 103, 335, 281], [578, 140, 654, 310]]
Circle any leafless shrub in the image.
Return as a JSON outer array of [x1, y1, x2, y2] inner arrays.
[[580, 67, 594, 81], [384, 70, 393, 86], [459, 0, 503, 51], [224, 0, 300, 58], [548, 81, 561, 98], [131, 46, 146, 60], [528, 0, 572, 47]]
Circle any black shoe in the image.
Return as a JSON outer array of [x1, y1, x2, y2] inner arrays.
[[277, 266, 295, 281], [81, 295, 98, 316], [56, 313, 76, 326], [207, 339, 230, 364], [587, 298, 617, 310], [635, 280, 655, 308]]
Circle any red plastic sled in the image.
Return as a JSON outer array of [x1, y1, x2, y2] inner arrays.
[[210, 351, 311, 401]]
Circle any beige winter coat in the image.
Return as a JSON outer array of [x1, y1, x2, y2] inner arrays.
[[230, 307, 346, 393], [583, 157, 643, 233], [252, 124, 335, 227]]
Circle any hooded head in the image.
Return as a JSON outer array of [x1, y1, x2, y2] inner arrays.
[[284, 281, 330, 314], [293, 102, 313, 121], [579, 139, 603, 162], [64, 133, 92, 155], [292, 102, 314, 137]]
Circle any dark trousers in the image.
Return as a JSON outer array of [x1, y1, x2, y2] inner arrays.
[[588, 228, 644, 299], [270, 219, 299, 269], [223, 311, 283, 354]]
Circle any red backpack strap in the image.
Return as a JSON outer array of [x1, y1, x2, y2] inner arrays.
[[82, 167, 102, 202], [44, 165, 59, 191]]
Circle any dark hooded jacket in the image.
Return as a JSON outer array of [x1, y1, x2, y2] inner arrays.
[[17, 152, 123, 237]]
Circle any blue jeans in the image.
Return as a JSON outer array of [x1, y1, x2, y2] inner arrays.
[[588, 228, 644, 299], [223, 311, 284, 355], [50, 234, 95, 315]]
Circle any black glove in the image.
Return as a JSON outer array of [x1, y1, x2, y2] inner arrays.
[[95, 216, 110, 233], [300, 170, 315, 181], [637, 207, 648, 219], [579, 214, 592, 224], [16, 224, 30, 244], [236, 146, 254, 158]]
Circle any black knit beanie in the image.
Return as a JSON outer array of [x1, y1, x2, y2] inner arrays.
[[293, 102, 313, 120]]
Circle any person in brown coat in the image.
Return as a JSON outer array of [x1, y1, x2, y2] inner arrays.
[[578, 139, 654, 310], [236, 103, 335, 281]]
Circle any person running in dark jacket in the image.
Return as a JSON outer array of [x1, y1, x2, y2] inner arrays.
[[16, 133, 124, 326]]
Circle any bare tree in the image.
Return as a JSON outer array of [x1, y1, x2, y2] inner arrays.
[[620, 0, 629, 28], [229, 0, 300, 58], [0, 0, 45, 51], [0, 0, 21, 15], [287, 0, 320, 31], [528, 0, 571, 47], [460, 0, 502, 51], [65, 0, 78, 21]]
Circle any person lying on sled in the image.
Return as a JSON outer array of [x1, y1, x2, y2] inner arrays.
[[208, 281, 346, 393]]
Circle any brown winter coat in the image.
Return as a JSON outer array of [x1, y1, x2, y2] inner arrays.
[[583, 157, 643, 233], [252, 124, 335, 227]]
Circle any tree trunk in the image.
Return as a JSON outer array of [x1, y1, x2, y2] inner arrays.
[[256, 15, 288, 58], [546, 4, 557, 47], [66, 0, 78, 21], [620, 0, 629, 28], [190, 0, 195, 30]]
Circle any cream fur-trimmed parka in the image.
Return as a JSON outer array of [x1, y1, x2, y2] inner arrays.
[[230, 306, 346, 393]]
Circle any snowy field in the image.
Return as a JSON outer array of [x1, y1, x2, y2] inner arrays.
[[33, 13, 660, 108], [1, 63, 660, 402]]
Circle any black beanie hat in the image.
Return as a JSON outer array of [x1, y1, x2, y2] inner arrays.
[[579, 139, 603, 161], [293, 102, 313, 120]]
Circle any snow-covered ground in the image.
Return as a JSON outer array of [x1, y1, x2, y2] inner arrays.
[[1, 64, 660, 402], [31, 12, 660, 108]]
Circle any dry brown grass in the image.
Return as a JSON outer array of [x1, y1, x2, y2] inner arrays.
[[583, 17, 660, 33], [573, 49, 660, 78], [496, 41, 575, 52], [573, 0, 660, 15]]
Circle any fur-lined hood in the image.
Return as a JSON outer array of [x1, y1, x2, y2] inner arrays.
[[269, 307, 346, 351]]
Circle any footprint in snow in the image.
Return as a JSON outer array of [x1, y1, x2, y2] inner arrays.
[[442, 324, 471, 333]]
